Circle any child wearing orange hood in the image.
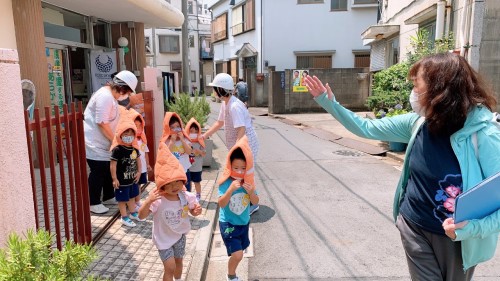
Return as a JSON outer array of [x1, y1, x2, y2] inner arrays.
[[161, 112, 193, 191], [138, 142, 202, 281], [217, 136, 259, 281], [110, 116, 143, 227], [185, 118, 206, 201]]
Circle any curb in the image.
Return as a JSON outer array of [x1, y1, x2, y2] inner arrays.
[[185, 174, 220, 281]]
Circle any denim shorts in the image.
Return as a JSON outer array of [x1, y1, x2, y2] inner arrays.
[[219, 221, 250, 256], [158, 235, 186, 261], [115, 184, 139, 202]]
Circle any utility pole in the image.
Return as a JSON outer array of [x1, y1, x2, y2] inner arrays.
[[181, 0, 190, 94]]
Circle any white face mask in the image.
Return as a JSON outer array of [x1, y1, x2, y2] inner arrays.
[[117, 94, 129, 101], [121, 135, 134, 144], [189, 133, 198, 139], [410, 90, 426, 117]]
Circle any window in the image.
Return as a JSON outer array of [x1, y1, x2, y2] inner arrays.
[[171, 61, 182, 72], [331, 0, 348, 11], [191, 71, 197, 82], [189, 35, 195, 48], [352, 0, 377, 5], [231, 0, 255, 36], [354, 53, 370, 67], [188, 1, 194, 14], [93, 20, 111, 47], [158, 35, 180, 53], [212, 13, 227, 42], [296, 55, 332, 68], [420, 21, 436, 47], [298, 0, 323, 4], [387, 37, 400, 67]]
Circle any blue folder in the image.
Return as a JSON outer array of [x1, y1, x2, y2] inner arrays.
[[454, 171, 500, 223]]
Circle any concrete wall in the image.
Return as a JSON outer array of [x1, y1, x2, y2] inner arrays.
[[263, 0, 377, 70], [269, 68, 370, 114], [478, 0, 500, 112], [0, 0, 35, 247]]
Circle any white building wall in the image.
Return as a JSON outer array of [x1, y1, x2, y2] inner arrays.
[[211, 0, 263, 74], [263, 1, 376, 70], [145, 0, 212, 92]]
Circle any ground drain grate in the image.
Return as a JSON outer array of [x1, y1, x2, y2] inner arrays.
[[334, 150, 364, 157]]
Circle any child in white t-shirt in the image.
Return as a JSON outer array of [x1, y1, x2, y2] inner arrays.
[[138, 142, 202, 281], [185, 118, 206, 201], [133, 113, 152, 208]]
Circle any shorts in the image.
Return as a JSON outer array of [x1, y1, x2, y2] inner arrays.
[[138, 172, 148, 184], [132, 172, 148, 192], [219, 221, 250, 256], [158, 235, 186, 261], [189, 171, 202, 183], [115, 184, 139, 202], [185, 172, 191, 192]]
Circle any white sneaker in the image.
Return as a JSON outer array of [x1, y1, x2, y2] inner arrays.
[[121, 217, 136, 227], [129, 212, 146, 222], [90, 204, 109, 214], [227, 277, 241, 281], [103, 198, 117, 205]]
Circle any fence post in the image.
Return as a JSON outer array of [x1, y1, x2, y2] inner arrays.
[[143, 91, 156, 179]]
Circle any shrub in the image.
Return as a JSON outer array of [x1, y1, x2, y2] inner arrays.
[[166, 93, 211, 128], [0, 229, 104, 281], [367, 29, 455, 115]]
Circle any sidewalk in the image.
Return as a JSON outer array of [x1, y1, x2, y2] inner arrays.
[[249, 107, 406, 163], [86, 105, 405, 281]]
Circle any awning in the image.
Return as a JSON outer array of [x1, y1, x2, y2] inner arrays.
[[235, 43, 258, 57], [361, 25, 400, 40], [43, 0, 184, 28], [405, 4, 437, 25]]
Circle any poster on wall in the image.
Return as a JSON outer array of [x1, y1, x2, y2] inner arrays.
[[292, 69, 309, 92], [46, 48, 65, 115], [90, 50, 117, 93]]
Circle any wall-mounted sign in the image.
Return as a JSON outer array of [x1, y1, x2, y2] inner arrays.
[[292, 69, 309, 92]]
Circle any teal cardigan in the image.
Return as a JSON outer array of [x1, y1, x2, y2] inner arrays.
[[315, 92, 500, 270]]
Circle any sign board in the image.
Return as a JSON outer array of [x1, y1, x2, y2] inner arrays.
[[292, 69, 309, 92], [46, 48, 65, 115], [90, 50, 117, 93]]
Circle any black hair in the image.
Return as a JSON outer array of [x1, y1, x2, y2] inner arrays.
[[134, 116, 143, 125], [169, 116, 181, 127], [189, 123, 200, 132], [230, 148, 246, 163], [214, 86, 230, 98]]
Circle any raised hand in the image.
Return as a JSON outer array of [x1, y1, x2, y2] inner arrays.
[[304, 76, 334, 100]]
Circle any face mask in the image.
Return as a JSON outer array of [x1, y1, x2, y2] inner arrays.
[[230, 169, 245, 181], [117, 93, 129, 101], [410, 90, 426, 117], [189, 133, 198, 139], [117, 97, 130, 106], [121, 135, 134, 144], [171, 127, 182, 133]]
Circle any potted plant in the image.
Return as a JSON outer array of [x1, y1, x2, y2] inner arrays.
[[166, 93, 214, 167]]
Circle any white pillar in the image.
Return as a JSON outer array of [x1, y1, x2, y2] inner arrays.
[[435, 0, 446, 40]]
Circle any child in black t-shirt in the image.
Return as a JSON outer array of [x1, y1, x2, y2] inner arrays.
[[110, 118, 143, 227]]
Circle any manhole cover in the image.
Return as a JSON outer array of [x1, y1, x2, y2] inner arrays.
[[333, 150, 364, 157]]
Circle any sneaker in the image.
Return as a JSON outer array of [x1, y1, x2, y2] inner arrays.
[[129, 212, 145, 222], [103, 198, 117, 205], [249, 204, 259, 215], [90, 204, 109, 214], [196, 193, 201, 202], [227, 277, 241, 281], [121, 217, 136, 227]]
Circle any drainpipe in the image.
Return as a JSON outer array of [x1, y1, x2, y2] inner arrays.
[[152, 28, 157, 67], [445, 0, 452, 38], [460, 0, 472, 57], [435, 0, 446, 40]]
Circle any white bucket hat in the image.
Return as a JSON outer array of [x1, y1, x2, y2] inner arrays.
[[209, 73, 234, 91], [113, 70, 138, 93]]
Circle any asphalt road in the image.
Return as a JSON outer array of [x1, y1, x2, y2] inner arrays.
[[204, 101, 500, 281]]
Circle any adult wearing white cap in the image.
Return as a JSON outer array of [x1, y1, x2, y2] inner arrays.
[[84, 70, 138, 214], [202, 73, 260, 215]]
